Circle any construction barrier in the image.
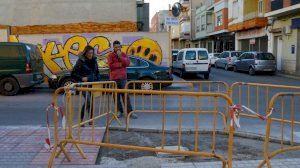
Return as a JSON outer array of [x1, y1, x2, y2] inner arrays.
[[125, 80, 229, 94], [229, 82, 300, 124], [125, 80, 230, 131], [259, 92, 300, 168], [48, 85, 235, 168]]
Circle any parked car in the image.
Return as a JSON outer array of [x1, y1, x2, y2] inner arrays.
[[215, 51, 243, 70], [0, 42, 44, 96], [172, 48, 210, 79], [233, 52, 276, 75], [208, 53, 220, 66], [48, 55, 173, 90], [172, 49, 180, 60]]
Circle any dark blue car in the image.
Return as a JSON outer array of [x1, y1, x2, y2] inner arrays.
[[48, 56, 173, 90]]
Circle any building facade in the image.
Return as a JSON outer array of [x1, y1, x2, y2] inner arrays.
[[193, 0, 234, 53], [228, 0, 268, 52], [265, 0, 300, 75], [137, 0, 150, 32], [0, 0, 140, 37], [151, 10, 169, 32]]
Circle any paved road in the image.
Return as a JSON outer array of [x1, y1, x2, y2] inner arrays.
[[0, 68, 299, 129]]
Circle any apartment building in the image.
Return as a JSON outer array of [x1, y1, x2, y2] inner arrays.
[[265, 0, 300, 75], [228, 0, 268, 52]]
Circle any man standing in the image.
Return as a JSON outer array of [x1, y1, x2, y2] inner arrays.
[[72, 45, 101, 125], [108, 40, 137, 119]]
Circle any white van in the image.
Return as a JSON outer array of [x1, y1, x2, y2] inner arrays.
[[172, 48, 210, 79]]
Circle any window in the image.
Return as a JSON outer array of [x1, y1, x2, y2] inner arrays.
[[245, 53, 254, 59], [201, 15, 206, 31], [231, 52, 242, 57], [232, 1, 238, 19], [198, 50, 208, 60], [129, 58, 139, 67], [256, 53, 275, 60], [258, 0, 263, 16], [223, 52, 229, 58], [196, 16, 201, 33], [185, 51, 196, 60], [214, 53, 220, 58], [239, 53, 247, 60], [0, 45, 22, 58], [216, 11, 223, 26], [177, 51, 184, 61], [139, 59, 149, 67]]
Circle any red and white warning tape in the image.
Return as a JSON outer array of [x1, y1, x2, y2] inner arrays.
[[229, 104, 274, 129], [45, 103, 66, 151]]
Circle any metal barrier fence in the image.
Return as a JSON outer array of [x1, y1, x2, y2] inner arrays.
[[125, 81, 230, 131], [229, 82, 300, 124], [259, 92, 300, 168], [48, 85, 235, 168], [125, 80, 229, 93]]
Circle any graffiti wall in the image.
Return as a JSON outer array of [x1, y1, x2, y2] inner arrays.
[[17, 32, 169, 77]]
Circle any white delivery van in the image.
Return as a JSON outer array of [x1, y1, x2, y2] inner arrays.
[[172, 48, 210, 79]]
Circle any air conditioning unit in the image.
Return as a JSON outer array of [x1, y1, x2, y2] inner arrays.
[[282, 25, 292, 35]]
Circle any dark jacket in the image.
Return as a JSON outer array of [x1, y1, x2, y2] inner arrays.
[[71, 53, 101, 82]]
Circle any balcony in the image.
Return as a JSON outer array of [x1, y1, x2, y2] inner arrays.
[[271, 0, 283, 11], [180, 21, 191, 40], [205, 0, 214, 9], [179, 13, 190, 22]]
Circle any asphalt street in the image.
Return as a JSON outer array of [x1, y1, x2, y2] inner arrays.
[[1, 68, 300, 140]]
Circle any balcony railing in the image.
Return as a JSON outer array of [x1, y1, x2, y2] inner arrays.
[[271, 0, 283, 11]]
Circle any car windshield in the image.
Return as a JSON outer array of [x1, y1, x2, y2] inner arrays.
[[256, 53, 275, 60], [231, 52, 242, 57]]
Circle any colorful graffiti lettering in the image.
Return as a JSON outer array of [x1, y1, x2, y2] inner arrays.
[[38, 35, 163, 76]]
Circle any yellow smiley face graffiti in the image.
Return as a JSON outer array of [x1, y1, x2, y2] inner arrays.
[[126, 38, 163, 65]]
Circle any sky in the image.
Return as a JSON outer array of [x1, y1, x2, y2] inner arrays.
[[145, 0, 178, 21]]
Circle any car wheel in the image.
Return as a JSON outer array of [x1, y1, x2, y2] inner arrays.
[[270, 71, 276, 76], [233, 66, 238, 72], [204, 73, 209, 79], [0, 77, 20, 96], [215, 63, 219, 69], [225, 64, 229, 71], [249, 67, 255, 76], [179, 70, 185, 78], [60, 78, 76, 87]]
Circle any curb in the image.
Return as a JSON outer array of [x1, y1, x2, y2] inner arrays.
[[277, 73, 300, 80], [109, 127, 300, 145]]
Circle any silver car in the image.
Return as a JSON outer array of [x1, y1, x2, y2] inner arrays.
[[233, 52, 276, 75], [215, 51, 243, 70]]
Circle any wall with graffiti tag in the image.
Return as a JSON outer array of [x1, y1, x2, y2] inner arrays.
[[17, 32, 170, 77]]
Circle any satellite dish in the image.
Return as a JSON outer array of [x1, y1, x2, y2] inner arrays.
[[172, 2, 182, 17]]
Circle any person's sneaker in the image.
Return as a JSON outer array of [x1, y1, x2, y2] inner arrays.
[[80, 124, 85, 127], [130, 113, 138, 119], [88, 121, 93, 126], [117, 112, 124, 118]]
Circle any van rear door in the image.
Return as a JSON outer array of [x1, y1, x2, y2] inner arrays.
[[184, 50, 198, 72], [197, 50, 209, 72], [26, 45, 44, 73]]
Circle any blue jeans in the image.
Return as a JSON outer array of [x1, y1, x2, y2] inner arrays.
[[115, 80, 133, 113]]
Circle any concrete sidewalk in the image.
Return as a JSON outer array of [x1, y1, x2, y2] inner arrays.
[[1, 126, 300, 168], [0, 126, 104, 168]]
